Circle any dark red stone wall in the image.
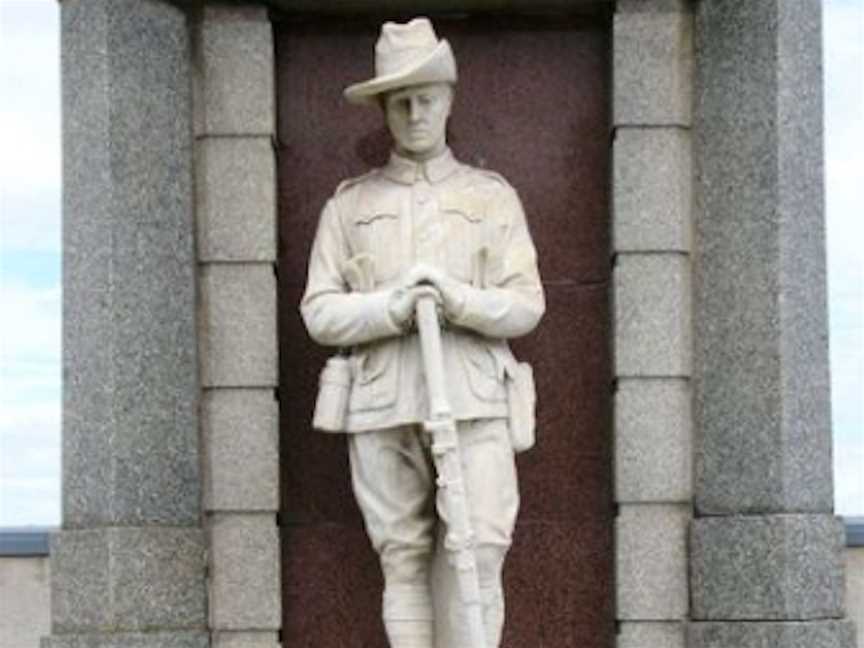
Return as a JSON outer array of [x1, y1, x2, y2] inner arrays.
[[276, 14, 612, 647]]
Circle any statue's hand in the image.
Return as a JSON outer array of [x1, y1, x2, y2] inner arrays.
[[406, 264, 466, 322], [388, 284, 442, 332]]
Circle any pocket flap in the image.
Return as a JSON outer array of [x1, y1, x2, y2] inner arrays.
[[354, 197, 401, 225], [440, 192, 486, 223]]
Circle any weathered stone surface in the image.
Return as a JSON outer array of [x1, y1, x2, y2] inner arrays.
[[51, 528, 206, 633], [62, 0, 200, 529], [196, 137, 276, 262], [689, 620, 856, 648], [43, 633, 209, 648], [266, 0, 610, 12], [613, 128, 691, 253], [200, 263, 277, 387], [691, 515, 846, 620], [196, 6, 274, 136], [209, 514, 281, 630], [845, 549, 864, 648], [212, 632, 280, 648], [617, 0, 688, 11], [616, 504, 689, 620], [0, 556, 50, 648], [614, 8, 693, 126], [614, 254, 691, 377], [615, 378, 691, 503], [203, 388, 279, 511], [694, 0, 832, 515], [618, 622, 685, 648]]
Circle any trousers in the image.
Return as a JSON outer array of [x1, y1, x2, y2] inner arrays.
[[348, 417, 519, 648]]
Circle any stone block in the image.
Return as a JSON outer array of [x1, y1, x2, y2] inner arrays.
[[200, 263, 277, 387], [197, 6, 274, 136], [613, 128, 691, 252], [614, 254, 691, 377], [51, 528, 206, 633], [43, 633, 209, 648], [689, 620, 856, 648], [61, 0, 200, 528], [845, 549, 864, 648], [616, 504, 689, 619], [618, 622, 685, 648], [0, 556, 50, 648], [213, 632, 281, 648], [615, 378, 691, 503], [694, 0, 832, 516], [691, 514, 846, 620], [197, 137, 276, 262], [203, 388, 279, 511], [209, 514, 281, 630], [614, 9, 693, 126]]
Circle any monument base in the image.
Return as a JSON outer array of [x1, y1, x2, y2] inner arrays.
[[689, 620, 856, 648], [42, 632, 209, 648]]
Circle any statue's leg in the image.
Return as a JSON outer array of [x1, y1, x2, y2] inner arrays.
[[441, 417, 518, 648], [349, 425, 437, 648]]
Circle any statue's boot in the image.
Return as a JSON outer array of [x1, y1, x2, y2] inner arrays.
[[383, 583, 435, 648], [478, 545, 507, 648], [480, 584, 504, 648]]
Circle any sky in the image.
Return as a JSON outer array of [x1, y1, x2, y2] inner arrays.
[[0, 0, 862, 527], [825, 0, 864, 520]]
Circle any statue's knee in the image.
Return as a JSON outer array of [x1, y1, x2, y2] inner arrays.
[[381, 547, 432, 585]]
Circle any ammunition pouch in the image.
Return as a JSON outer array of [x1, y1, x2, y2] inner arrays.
[[504, 361, 536, 453], [312, 355, 352, 432]]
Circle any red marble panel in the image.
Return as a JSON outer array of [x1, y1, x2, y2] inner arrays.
[[503, 519, 615, 648], [282, 524, 387, 647], [276, 13, 612, 645]]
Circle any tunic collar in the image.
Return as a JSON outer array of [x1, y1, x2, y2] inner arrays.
[[382, 148, 459, 185]]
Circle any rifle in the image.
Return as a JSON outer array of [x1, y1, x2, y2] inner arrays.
[[415, 295, 487, 648]]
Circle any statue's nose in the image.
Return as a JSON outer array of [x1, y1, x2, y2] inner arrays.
[[409, 98, 423, 122]]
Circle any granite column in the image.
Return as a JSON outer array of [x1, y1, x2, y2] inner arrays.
[[690, 1, 856, 645], [46, 1, 207, 646]]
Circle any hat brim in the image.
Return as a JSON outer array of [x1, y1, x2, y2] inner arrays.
[[344, 40, 457, 105]]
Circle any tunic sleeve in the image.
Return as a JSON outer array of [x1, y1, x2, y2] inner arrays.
[[300, 198, 402, 347], [450, 185, 545, 338]]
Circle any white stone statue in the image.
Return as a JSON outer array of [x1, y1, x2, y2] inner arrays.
[[301, 17, 544, 648]]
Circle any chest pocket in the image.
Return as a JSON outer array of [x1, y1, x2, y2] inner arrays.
[[352, 196, 403, 285], [440, 192, 488, 284]]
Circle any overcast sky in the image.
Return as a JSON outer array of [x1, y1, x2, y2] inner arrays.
[[0, 0, 862, 526]]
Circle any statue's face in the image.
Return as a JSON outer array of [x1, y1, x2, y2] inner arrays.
[[384, 83, 453, 160]]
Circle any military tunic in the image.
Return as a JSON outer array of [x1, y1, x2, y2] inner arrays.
[[301, 148, 545, 432]]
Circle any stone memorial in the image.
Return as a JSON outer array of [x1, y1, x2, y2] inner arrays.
[[300, 17, 544, 648], [45, 2, 856, 648]]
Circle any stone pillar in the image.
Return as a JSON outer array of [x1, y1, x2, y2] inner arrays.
[[611, 2, 695, 647], [690, 1, 856, 646], [47, 1, 207, 647], [192, 6, 282, 647]]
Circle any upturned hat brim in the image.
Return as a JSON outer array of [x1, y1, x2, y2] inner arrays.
[[344, 40, 456, 105]]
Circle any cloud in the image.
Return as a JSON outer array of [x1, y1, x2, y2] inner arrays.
[[835, 432, 864, 519], [0, 400, 61, 527], [0, 1, 61, 198], [0, 280, 60, 366], [0, 276, 61, 526], [0, 2, 62, 260], [824, 0, 864, 517]]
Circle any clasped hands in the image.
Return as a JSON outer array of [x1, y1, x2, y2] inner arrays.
[[388, 264, 467, 331]]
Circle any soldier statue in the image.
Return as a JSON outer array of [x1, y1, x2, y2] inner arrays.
[[301, 17, 544, 648]]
